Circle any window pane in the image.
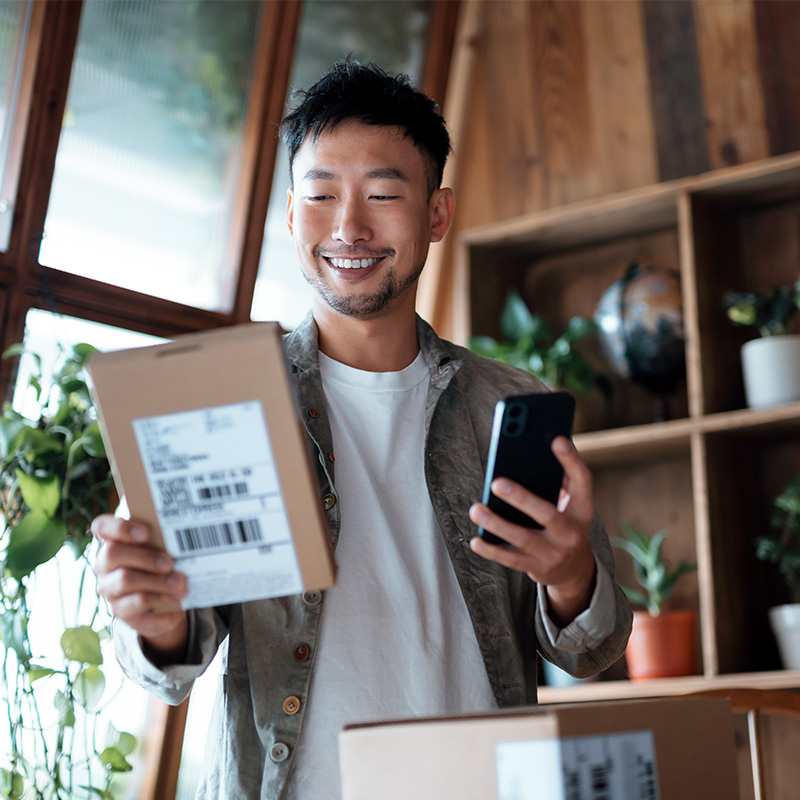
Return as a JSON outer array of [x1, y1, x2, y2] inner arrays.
[[0, 0, 32, 251], [250, 0, 432, 329], [40, 0, 261, 312]]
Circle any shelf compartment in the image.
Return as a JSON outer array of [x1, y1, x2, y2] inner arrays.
[[467, 226, 688, 432], [702, 428, 800, 674], [687, 188, 800, 416]]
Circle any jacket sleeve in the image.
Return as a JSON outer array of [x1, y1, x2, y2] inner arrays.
[[112, 606, 229, 705], [535, 511, 633, 678]]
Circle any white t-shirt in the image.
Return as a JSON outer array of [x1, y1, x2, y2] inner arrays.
[[286, 352, 496, 799]]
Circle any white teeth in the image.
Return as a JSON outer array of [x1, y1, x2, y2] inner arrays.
[[329, 257, 378, 270]]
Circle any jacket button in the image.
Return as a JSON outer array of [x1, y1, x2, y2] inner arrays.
[[308, 408, 320, 418], [322, 493, 336, 510], [270, 742, 290, 762], [303, 590, 322, 606], [327, 452, 335, 463], [283, 695, 301, 715], [294, 643, 311, 661]]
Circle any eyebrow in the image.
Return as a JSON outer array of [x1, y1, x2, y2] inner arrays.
[[301, 167, 410, 183]]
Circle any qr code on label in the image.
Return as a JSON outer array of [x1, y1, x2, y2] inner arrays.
[[156, 477, 191, 508]]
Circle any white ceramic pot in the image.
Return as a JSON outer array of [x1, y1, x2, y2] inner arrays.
[[741, 335, 800, 408], [769, 603, 800, 670]]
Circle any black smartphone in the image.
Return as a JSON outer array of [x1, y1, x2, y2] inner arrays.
[[477, 392, 576, 545]]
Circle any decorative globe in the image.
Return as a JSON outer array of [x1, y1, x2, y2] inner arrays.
[[594, 262, 686, 397]]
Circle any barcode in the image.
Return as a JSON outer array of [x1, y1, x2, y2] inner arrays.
[[198, 482, 249, 500], [590, 762, 610, 800], [564, 762, 611, 800], [638, 758, 657, 800], [175, 518, 263, 552]]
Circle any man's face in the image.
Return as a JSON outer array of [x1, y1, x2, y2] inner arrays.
[[287, 121, 452, 319]]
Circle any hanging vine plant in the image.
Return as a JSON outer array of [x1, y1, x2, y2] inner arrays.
[[0, 342, 136, 799]]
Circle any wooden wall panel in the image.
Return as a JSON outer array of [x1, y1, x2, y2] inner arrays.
[[693, 0, 769, 169], [528, 0, 600, 207], [753, 0, 800, 156], [583, 0, 658, 194], [481, 2, 545, 218], [641, 0, 710, 181]]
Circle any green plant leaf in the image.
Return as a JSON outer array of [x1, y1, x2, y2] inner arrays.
[[16, 471, 61, 517], [27, 664, 57, 682], [499, 290, 536, 340], [72, 342, 99, 365], [17, 427, 64, 458], [562, 315, 596, 342], [54, 690, 75, 728], [1, 343, 26, 360], [74, 665, 105, 711], [0, 407, 32, 459], [82, 788, 115, 800], [0, 610, 28, 662], [80, 422, 107, 458], [0, 767, 25, 799], [5, 512, 67, 578], [61, 626, 103, 665], [109, 729, 136, 757], [98, 747, 133, 773]]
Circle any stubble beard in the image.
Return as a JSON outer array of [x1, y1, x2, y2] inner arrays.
[[304, 251, 425, 319]]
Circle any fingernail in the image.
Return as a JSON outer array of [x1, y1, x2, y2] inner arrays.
[[469, 504, 487, 523], [130, 525, 149, 542], [492, 478, 512, 496], [553, 436, 570, 453], [166, 574, 184, 590], [156, 554, 172, 572]]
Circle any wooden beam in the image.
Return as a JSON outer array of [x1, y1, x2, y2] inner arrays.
[[416, 0, 485, 341], [230, 0, 302, 324]]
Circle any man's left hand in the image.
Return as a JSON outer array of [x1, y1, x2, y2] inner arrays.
[[468, 435, 597, 627]]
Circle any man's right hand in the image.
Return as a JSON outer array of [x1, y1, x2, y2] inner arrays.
[[91, 514, 189, 665]]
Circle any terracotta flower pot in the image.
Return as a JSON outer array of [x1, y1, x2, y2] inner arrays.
[[625, 609, 698, 681]]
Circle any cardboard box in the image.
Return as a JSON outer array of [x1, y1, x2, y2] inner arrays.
[[339, 697, 739, 800], [88, 322, 335, 608]]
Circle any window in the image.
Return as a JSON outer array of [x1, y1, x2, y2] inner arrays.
[[40, 0, 262, 312]]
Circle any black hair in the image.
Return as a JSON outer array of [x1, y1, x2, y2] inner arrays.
[[279, 60, 451, 196]]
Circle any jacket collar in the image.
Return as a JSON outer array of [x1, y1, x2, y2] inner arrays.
[[284, 310, 463, 378]]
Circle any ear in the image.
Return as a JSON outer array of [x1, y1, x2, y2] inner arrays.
[[287, 187, 295, 236], [429, 187, 454, 244]]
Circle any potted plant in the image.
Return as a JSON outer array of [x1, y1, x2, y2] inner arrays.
[[612, 520, 698, 681], [755, 474, 800, 669], [469, 290, 610, 431], [724, 276, 800, 408], [0, 342, 137, 799]]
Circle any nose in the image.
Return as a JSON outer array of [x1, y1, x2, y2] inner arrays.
[[332, 197, 371, 246]]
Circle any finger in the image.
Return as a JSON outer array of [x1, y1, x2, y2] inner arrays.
[[551, 437, 594, 522], [91, 514, 151, 545], [468, 500, 559, 554], [97, 566, 185, 603], [469, 533, 544, 574], [96, 540, 173, 577], [107, 592, 187, 637], [488, 477, 561, 530]]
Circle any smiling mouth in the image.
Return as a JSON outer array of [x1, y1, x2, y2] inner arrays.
[[324, 256, 386, 270]]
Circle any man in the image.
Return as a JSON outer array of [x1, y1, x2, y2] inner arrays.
[[92, 62, 631, 799]]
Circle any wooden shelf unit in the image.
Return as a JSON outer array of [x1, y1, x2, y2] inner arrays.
[[457, 151, 800, 696]]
